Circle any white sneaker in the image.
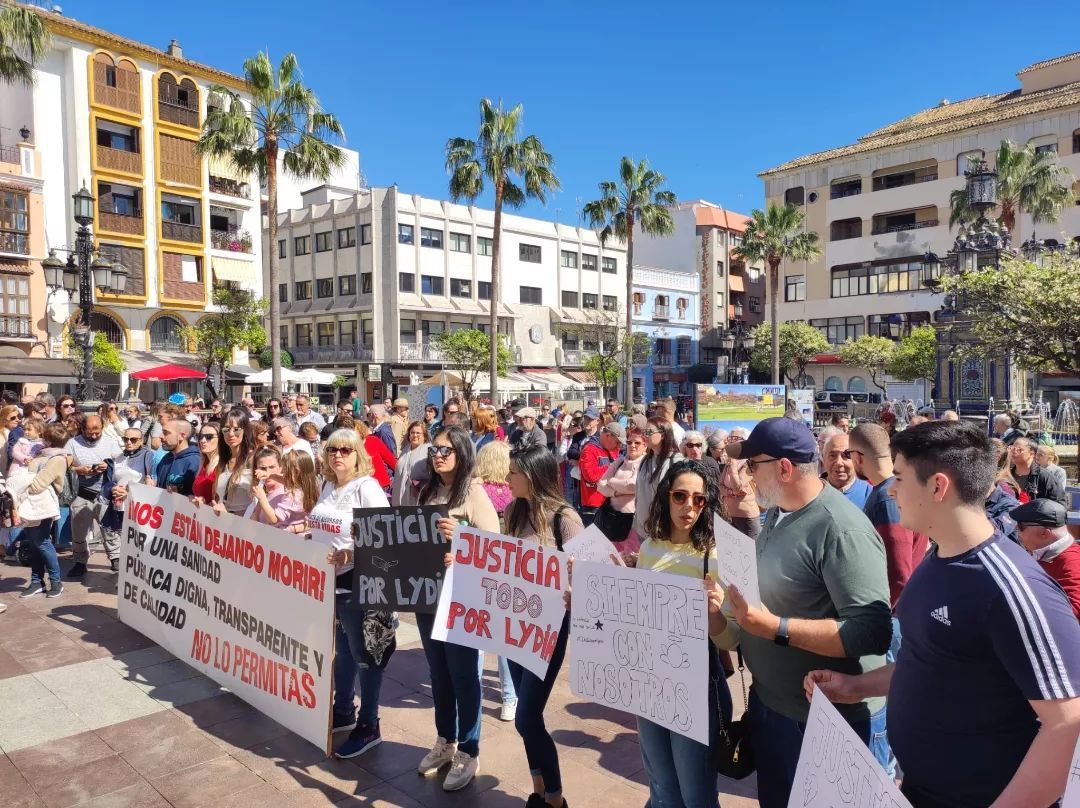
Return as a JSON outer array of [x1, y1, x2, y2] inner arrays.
[[442, 750, 479, 791], [499, 699, 517, 722], [417, 736, 456, 776]]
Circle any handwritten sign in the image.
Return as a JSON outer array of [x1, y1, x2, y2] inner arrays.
[[563, 524, 624, 567], [714, 514, 761, 608], [118, 484, 335, 753], [1064, 732, 1080, 808], [789, 686, 911, 808], [568, 561, 710, 744], [352, 505, 448, 613], [432, 525, 568, 678]]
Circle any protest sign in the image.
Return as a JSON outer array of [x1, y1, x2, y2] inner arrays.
[[713, 514, 761, 608], [568, 561, 710, 744], [1064, 733, 1080, 808], [118, 484, 335, 753], [432, 525, 568, 678], [352, 505, 448, 613], [562, 524, 624, 567], [788, 686, 911, 808]]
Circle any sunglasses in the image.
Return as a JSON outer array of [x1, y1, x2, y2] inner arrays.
[[60, 402, 76, 409], [327, 446, 355, 456], [428, 445, 455, 459], [746, 457, 781, 474], [221, 426, 245, 434], [643, 428, 661, 436], [122, 437, 141, 444], [684, 442, 703, 448], [669, 490, 707, 509], [198, 433, 218, 441]]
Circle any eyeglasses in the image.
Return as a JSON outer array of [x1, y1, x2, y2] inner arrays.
[[428, 445, 456, 459], [122, 437, 141, 444], [198, 433, 218, 441], [746, 457, 781, 474], [684, 442, 703, 448], [221, 426, 245, 434], [643, 428, 661, 436], [326, 446, 355, 456], [840, 449, 864, 460], [669, 490, 707, 509], [60, 402, 76, 409]]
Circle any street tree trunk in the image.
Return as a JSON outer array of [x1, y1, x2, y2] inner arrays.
[[769, 257, 781, 385], [489, 182, 504, 405], [266, 139, 281, 396], [624, 209, 636, 407]]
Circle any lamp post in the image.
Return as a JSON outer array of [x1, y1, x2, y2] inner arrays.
[[718, 322, 755, 384], [40, 184, 128, 401]]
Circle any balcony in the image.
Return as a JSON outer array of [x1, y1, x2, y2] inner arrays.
[[158, 94, 198, 128], [653, 304, 670, 320], [209, 175, 251, 199], [0, 315, 32, 338], [560, 348, 597, 366], [655, 353, 673, 366], [399, 342, 445, 362], [290, 344, 373, 364], [0, 145, 18, 165], [98, 206, 143, 236], [0, 229, 29, 255], [161, 220, 202, 243], [97, 145, 141, 174], [830, 179, 862, 199], [871, 217, 939, 236], [211, 227, 253, 253]]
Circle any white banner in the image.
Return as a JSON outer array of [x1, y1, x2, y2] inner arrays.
[[789, 687, 911, 808], [714, 514, 761, 608], [568, 561, 710, 744], [562, 524, 624, 566], [1064, 733, 1080, 807], [118, 484, 335, 753], [431, 525, 568, 678]]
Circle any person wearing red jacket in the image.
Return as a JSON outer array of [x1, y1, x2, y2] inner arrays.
[[356, 421, 397, 491], [578, 422, 623, 525], [1012, 498, 1080, 620]]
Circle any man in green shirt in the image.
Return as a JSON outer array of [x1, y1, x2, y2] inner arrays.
[[721, 417, 892, 808]]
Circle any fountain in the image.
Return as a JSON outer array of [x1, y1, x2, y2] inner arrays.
[[1051, 398, 1078, 447]]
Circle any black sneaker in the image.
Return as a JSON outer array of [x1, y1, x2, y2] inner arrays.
[[334, 722, 381, 758], [331, 712, 357, 734], [47, 581, 63, 598], [66, 562, 87, 580], [20, 581, 45, 598], [109, 558, 120, 572]]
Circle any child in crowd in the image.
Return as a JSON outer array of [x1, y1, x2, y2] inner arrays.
[[10, 416, 45, 469], [243, 445, 312, 533]]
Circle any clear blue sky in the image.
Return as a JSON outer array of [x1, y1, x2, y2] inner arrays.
[[65, 0, 1080, 221]]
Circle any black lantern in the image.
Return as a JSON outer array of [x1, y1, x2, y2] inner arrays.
[[91, 255, 112, 291], [720, 331, 735, 352], [62, 253, 78, 293], [72, 185, 95, 227], [19, 126, 30, 142], [110, 261, 128, 294], [966, 162, 997, 214]]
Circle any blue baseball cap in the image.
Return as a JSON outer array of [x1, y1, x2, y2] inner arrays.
[[583, 406, 601, 420], [726, 417, 817, 463]]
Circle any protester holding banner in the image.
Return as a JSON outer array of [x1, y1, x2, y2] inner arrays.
[[631, 418, 682, 550], [213, 409, 255, 516], [503, 442, 582, 808], [242, 445, 311, 533], [98, 426, 155, 571], [404, 425, 499, 791]]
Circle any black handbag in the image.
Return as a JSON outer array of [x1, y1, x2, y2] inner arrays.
[[593, 499, 633, 542]]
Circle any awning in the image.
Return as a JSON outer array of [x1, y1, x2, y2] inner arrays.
[[519, 369, 586, 390], [209, 154, 247, 183], [121, 351, 204, 375], [563, 371, 598, 385], [131, 364, 206, 381], [0, 357, 77, 384], [212, 256, 256, 284], [728, 274, 745, 293]]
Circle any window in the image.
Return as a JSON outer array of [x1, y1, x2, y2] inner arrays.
[[450, 278, 471, 298], [716, 261, 725, 277], [632, 292, 644, 314], [0, 273, 30, 337], [830, 178, 862, 199], [279, 325, 288, 349], [149, 316, 184, 351], [103, 64, 117, 87], [361, 318, 373, 347], [277, 239, 286, 258], [785, 186, 805, 206], [602, 257, 617, 274], [421, 275, 444, 295], [831, 218, 862, 240], [478, 281, 491, 300], [655, 294, 670, 318], [0, 191, 29, 253], [747, 266, 763, 283], [730, 234, 743, 248], [603, 295, 617, 312], [421, 227, 443, 249], [519, 285, 542, 305], [1034, 142, 1058, 156], [398, 273, 415, 293], [676, 336, 692, 365], [561, 290, 579, 308], [450, 232, 471, 253], [716, 231, 727, 247], [421, 320, 445, 340], [750, 296, 762, 313], [361, 273, 372, 293], [824, 376, 843, 391], [338, 275, 355, 296], [583, 293, 598, 310], [784, 275, 806, 302], [676, 297, 688, 318], [294, 235, 310, 255], [868, 311, 931, 339], [582, 253, 597, 271], [399, 318, 416, 344], [315, 231, 332, 252], [278, 283, 287, 303], [562, 334, 579, 350], [295, 280, 311, 300], [96, 126, 138, 152], [360, 224, 372, 245], [318, 321, 335, 346], [398, 224, 414, 244], [337, 227, 356, 248], [477, 236, 493, 256], [519, 243, 541, 263], [810, 316, 864, 345], [161, 199, 196, 225], [956, 150, 984, 176], [561, 250, 578, 268], [340, 320, 356, 346], [831, 258, 928, 298], [295, 323, 312, 347], [871, 163, 937, 191], [315, 278, 333, 298], [180, 255, 201, 283], [847, 376, 867, 393]]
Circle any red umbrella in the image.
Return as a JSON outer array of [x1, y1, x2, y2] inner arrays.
[[130, 364, 207, 382]]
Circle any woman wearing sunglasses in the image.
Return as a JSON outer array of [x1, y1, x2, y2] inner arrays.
[[212, 409, 255, 516], [265, 398, 284, 422], [0, 404, 20, 477], [313, 430, 394, 761], [636, 459, 732, 808], [191, 422, 227, 506], [403, 425, 499, 791], [631, 418, 682, 554]]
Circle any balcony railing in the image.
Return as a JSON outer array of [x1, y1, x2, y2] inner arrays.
[[655, 353, 673, 366], [677, 352, 692, 366], [161, 220, 202, 243], [0, 145, 18, 165], [870, 218, 939, 235], [209, 176, 251, 199], [0, 315, 32, 338], [149, 337, 185, 352], [211, 227, 253, 253], [0, 229, 29, 255], [560, 349, 597, 366], [98, 206, 143, 236], [158, 95, 199, 128], [654, 305, 670, 320], [290, 344, 374, 364], [399, 342, 445, 362], [97, 145, 141, 174]]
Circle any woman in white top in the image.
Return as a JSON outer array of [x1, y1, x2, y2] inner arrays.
[[213, 409, 254, 516], [315, 429, 394, 760]]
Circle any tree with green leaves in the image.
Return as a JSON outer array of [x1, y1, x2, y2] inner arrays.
[[67, 328, 124, 398], [735, 204, 821, 384], [197, 52, 344, 395], [839, 335, 896, 396], [886, 324, 938, 384], [181, 287, 267, 398], [749, 321, 829, 388], [948, 143, 1073, 239], [445, 100, 559, 404], [562, 310, 651, 399], [0, 3, 50, 86], [583, 157, 676, 405], [431, 328, 512, 402]]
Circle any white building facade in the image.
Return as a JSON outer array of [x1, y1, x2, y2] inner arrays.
[[631, 265, 700, 402]]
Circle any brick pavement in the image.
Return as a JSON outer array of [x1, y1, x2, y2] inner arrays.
[[0, 555, 760, 807]]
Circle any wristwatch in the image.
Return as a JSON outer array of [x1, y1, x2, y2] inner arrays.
[[774, 617, 790, 647]]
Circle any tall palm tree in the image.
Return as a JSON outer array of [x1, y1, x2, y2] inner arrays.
[[948, 141, 1073, 240], [197, 52, 344, 395], [445, 99, 559, 404], [735, 204, 820, 385], [0, 3, 50, 86], [583, 157, 675, 406]]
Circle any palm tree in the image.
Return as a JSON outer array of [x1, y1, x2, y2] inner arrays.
[[583, 157, 676, 406], [445, 99, 559, 404], [948, 141, 1073, 240], [0, 3, 50, 86], [735, 204, 820, 385], [197, 52, 344, 395]]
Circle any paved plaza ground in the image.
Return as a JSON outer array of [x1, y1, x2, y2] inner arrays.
[[0, 555, 760, 808]]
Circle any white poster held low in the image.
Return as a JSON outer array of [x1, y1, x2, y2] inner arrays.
[[713, 514, 761, 608], [562, 525, 624, 567]]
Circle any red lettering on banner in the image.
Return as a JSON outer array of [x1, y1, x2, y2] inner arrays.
[[447, 601, 492, 638], [267, 550, 327, 602], [126, 499, 163, 529]]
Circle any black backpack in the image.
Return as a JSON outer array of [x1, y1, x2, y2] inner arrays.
[[58, 464, 79, 507]]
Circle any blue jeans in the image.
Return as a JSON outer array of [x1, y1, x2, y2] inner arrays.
[[2, 525, 21, 554], [333, 598, 386, 728], [870, 616, 903, 778], [506, 615, 569, 799], [746, 688, 872, 808], [479, 653, 516, 704], [415, 611, 482, 757], [24, 519, 59, 585], [52, 505, 71, 550]]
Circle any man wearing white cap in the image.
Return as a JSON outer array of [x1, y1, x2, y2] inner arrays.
[[509, 406, 546, 449]]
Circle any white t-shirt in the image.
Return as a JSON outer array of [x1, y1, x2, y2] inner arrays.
[[309, 475, 389, 591], [282, 438, 314, 458]]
